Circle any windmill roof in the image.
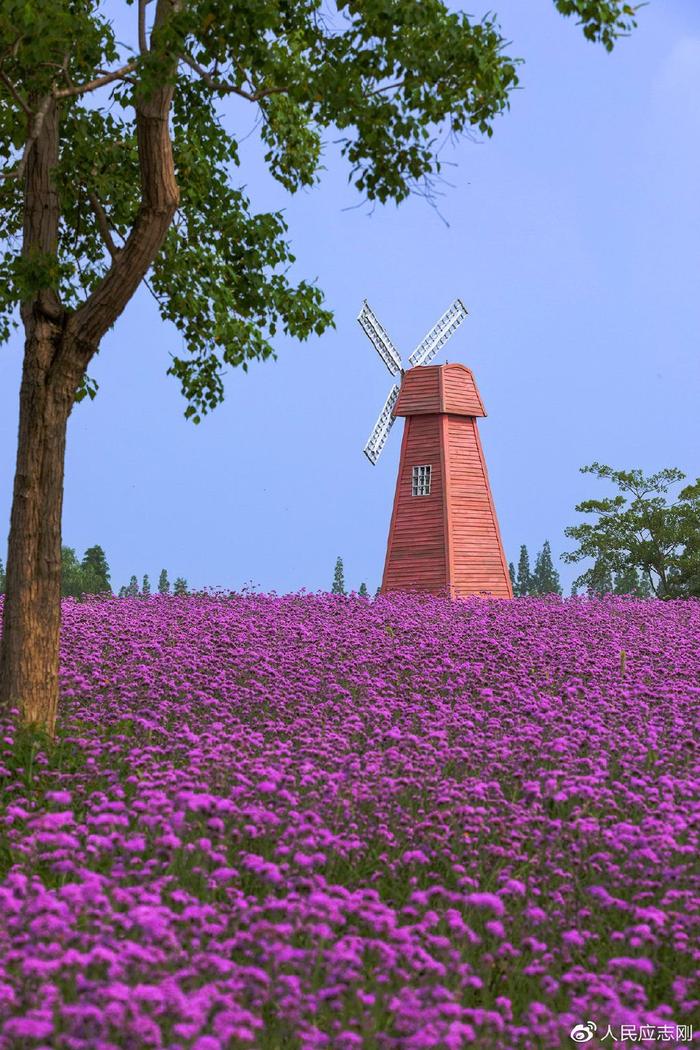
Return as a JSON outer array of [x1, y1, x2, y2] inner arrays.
[[393, 364, 486, 418]]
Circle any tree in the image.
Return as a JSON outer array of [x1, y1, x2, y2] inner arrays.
[[158, 569, 170, 595], [358, 582, 369, 598], [60, 547, 86, 598], [515, 545, 532, 598], [332, 557, 346, 596], [173, 577, 188, 596], [508, 562, 517, 593], [142, 573, 151, 597], [563, 463, 700, 598], [613, 565, 651, 597], [530, 540, 562, 595], [126, 575, 140, 598], [0, 3, 641, 732], [586, 555, 614, 596], [0, 557, 5, 595], [80, 544, 111, 594]]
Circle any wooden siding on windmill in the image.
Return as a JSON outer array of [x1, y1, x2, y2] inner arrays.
[[446, 415, 512, 598], [441, 365, 486, 417], [382, 415, 448, 594]]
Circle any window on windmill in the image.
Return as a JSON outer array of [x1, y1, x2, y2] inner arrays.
[[412, 465, 432, 496]]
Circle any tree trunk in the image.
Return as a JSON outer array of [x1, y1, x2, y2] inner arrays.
[[0, 1, 179, 734], [0, 318, 76, 735]]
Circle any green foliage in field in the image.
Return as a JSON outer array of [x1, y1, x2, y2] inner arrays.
[[564, 463, 700, 598]]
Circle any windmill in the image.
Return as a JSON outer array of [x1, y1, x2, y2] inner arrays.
[[358, 299, 512, 599]]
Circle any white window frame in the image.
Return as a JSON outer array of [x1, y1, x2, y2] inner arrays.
[[412, 464, 432, 496]]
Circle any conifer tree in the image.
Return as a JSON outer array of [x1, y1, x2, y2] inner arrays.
[[118, 586, 127, 598], [508, 562, 516, 592], [515, 545, 532, 598], [126, 575, 140, 598], [142, 574, 151, 597], [358, 582, 369, 598], [158, 569, 170, 595], [587, 556, 614, 596], [173, 577, 188, 596], [531, 540, 562, 595], [331, 557, 346, 596], [80, 545, 111, 595], [0, 558, 5, 595]]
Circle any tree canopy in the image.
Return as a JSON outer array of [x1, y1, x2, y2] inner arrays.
[[0, 0, 641, 420], [563, 463, 700, 599]]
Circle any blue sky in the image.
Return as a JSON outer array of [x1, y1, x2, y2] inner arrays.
[[1, 0, 699, 595]]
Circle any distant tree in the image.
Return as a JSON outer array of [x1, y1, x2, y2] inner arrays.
[[60, 547, 86, 598], [332, 557, 346, 596], [118, 586, 127, 598], [173, 577, 188, 596], [515, 545, 532, 598], [613, 566, 652, 597], [531, 540, 562, 595], [358, 582, 369, 598], [80, 545, 111, 595], [0, 557, 5, 595], [126, 575, 140, 598], [375, 586, 382, 598], [563, 463, 700, 598], [158, 569, 170, 595], [142, 574, 151, 597], [508, 562, 517, 593], [586, 556, 614, 596]]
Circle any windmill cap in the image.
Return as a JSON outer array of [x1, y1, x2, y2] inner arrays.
[[393, 363, 486, 418]]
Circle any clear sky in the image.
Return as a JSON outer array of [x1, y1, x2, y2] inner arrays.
[[1, 1, 699, 595]]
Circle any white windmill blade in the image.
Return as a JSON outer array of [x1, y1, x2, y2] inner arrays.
[[408, 298, 468, 368], [363, 384, 400, 465], [357, 300, 403, 376]]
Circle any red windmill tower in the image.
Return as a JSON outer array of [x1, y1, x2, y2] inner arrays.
[[359, 299, 512, 599]]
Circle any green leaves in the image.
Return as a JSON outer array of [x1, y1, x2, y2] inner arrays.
[[152, 78, 333, 422], [553, 1, 641, 52], [563, 463, 700, 598], [0, 0, 642, 420]]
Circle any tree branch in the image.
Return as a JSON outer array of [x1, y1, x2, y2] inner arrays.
[[367, 79, 406, 97], [6, 94, 55, 183], [138, 0, 149, 54], [0, 69, 31, 115], [86, 190, 122, 260], [54, 61, 138, 100], [62, 0, 181, 367], [180, 52, 287, 102]]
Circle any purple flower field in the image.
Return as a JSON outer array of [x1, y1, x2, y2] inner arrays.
[[0, 594, 699, 1049]]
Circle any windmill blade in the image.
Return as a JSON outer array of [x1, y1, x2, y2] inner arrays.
[[357, 301, 403, 376], [408, 298, 468, 368], [363, 384, 400, 465]]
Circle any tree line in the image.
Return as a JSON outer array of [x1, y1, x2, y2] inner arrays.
[[117, 570, 189, 598], [0, 546, 188, 599]]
